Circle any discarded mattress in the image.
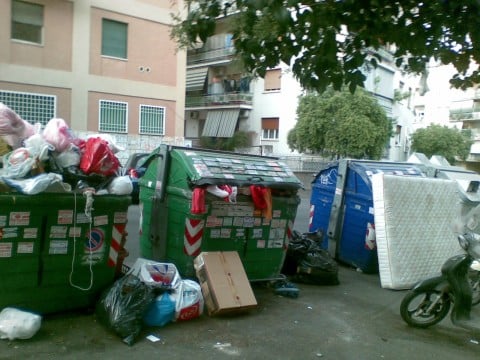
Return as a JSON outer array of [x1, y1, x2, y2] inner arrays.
[[372, 173, 463, 290]]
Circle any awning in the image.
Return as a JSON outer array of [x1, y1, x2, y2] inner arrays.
[[186, 67, 208, 92], [202, 109, 240, 138]]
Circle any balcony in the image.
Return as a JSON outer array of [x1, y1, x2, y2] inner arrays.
[[187, 47, 235, 65], [186, 92, 253, 109], [449, 109, 480, 122]]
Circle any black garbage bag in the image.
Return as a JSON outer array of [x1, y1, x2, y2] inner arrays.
[[96, 273, 156, 346], [282, 230, 339, 285]]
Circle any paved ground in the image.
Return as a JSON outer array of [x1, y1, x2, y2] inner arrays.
[[1, 189, 480, 359]]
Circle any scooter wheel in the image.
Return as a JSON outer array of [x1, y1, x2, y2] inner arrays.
[[400, 290, 451, 328], [468, 269, 480, 306]]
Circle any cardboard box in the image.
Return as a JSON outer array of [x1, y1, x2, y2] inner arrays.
[[194, 251, 257, 315]]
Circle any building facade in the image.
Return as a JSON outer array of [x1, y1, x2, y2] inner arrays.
[[184, 16, 417, 164], [0, 0, 186, 164]]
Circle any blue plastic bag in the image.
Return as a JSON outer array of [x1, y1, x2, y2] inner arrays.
[[143, 292, 175, 327]]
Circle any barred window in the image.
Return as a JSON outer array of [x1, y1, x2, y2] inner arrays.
[[0, 90, 55, 126], [99, 100, 127, 133], [139, 105, 165, 135]]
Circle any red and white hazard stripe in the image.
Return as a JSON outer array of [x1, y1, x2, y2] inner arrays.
[[108, 223, 125, 267], [285, 220, 294, 250], [309, 204, 315, 231], [184, 218, 204, 256]]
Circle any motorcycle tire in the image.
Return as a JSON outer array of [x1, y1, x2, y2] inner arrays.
[[400, 289, 451, 328], [468, 269, 480, 306]]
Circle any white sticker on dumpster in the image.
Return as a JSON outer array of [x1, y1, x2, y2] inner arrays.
[[76, 213, 90, 224], [253, 228, 263, 238], [114, 212, 127, 224], [0, 243, 12, 257], [50, 226, 68, 238], [9, 212, 30, 226], [243, 217, 254, 227], [49, 240, 68, 254], [206, 216, 223, 227], [2, 228, 18, 238], [220, 228, 231, 238], [17, 242, 34, 254], [69, 227, 81, 238], [257, 239, 266, 248], [268, 239, 283, 248], [23, 228, 38, 239], [0, 216, 6, 227], [58, 210, 73, 224], [94, 215, 108, 226]]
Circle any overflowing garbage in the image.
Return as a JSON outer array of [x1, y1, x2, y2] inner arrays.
[[0, 102, 130, 196], [96, 258, 204, 346], [0, 103, 339, 346]]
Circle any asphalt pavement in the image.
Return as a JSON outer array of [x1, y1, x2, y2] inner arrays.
[[1, 189, 480, 359]]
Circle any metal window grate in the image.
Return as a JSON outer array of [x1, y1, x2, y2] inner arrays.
[[0, 90, 55, 126], [99, 100, 127, 133], [139, 104, 165, 135]]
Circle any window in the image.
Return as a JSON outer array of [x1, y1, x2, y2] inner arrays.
[[0, 90, 55, 126], [139, 105, 165, 135], [264, 69, 281, 91], [99, 100, 127, 133], [11, 0, 44, 44], [261, 117, 279, 139], [101, 19, 128, 59]]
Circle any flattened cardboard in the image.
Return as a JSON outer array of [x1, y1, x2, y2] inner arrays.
[[194, 251, 257, 315]]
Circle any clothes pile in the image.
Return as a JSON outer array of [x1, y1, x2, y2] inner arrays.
[[0, 103, 130, 196]]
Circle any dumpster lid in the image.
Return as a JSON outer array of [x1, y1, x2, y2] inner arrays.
[[170, 147, 303, 189], [313, 159, 426, 186], [436, 170, 480, 203]]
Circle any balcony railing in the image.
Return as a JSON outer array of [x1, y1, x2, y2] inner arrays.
[[187, 47, 235, 65], [186, 92, 253, 108], [449, 109, 480, 121]]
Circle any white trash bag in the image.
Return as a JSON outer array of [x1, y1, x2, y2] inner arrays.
[[0, 307, 42, 340]]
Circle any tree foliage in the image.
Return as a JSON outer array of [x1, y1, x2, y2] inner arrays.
[[172, 1, 480, 93], [288, 88, 392, 159], [410, 124, 473, 164]]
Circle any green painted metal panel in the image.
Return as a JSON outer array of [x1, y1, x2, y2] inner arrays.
[[139, 145, 302, 281]]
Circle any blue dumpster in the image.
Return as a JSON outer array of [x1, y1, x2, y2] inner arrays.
[[309, 159, 425, 273]]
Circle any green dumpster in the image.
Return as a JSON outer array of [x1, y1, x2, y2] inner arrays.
[[138, 145, 303, 280], [0, 192, 130, 314]]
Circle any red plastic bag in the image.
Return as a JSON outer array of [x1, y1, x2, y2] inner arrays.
[[79, 137, 120, 176], [191, 187, 206, 214]]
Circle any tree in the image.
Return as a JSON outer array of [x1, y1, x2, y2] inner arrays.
[[172, 1, 480, 93], [288, 88, 392, 159], [410, 124, 473, 164]]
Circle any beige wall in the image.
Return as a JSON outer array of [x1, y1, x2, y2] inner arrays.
[[0, 0, 186, 142], [89, 8, 177, 86]]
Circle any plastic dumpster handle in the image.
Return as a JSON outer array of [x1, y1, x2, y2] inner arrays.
[[248, 176, 264, 182]]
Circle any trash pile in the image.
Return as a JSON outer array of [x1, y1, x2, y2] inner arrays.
[[96, 258, 204, 346], [282, 230, 340, 286], [0, 103, 131, 196]]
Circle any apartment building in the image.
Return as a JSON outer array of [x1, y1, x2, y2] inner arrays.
[[0, 0, 186, 164], [185, 19, 416, 163]]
